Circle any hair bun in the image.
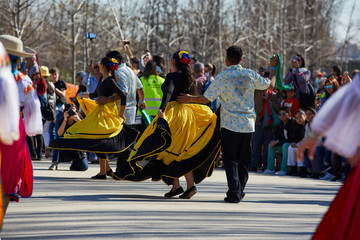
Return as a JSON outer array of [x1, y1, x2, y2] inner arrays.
[[178, 51, 191, 64], [109, 58, 119, 71]]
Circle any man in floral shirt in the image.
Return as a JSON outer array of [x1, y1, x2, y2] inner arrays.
[[106, 51, 145, 125], [178, 46, 278, 203]]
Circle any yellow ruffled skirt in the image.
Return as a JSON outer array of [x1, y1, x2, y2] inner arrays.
[[49, 97, 139, 154], [113, 101, 221, 185]]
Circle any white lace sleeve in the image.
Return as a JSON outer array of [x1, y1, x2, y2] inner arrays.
[[22, 75, 43, 136], [0, 43, 20, 144]]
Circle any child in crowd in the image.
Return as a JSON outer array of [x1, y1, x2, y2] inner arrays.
[[282, 85, 300, 117]]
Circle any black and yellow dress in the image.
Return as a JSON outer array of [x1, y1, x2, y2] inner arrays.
[[49, 77, 139, 156], [113, 72, 221, 185]]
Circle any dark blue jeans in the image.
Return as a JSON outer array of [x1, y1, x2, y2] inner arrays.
[[221, 128, 252, 202], [315, 145, 331, 173], [251, 124, 273, 170], [52, 110, 64, 163]]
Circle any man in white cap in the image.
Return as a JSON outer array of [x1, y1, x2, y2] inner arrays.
[[0, 35, 42, 216]]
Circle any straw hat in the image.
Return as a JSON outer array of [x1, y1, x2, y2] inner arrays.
[[0, 35, 34, 58], [40, 66, 51, 77]]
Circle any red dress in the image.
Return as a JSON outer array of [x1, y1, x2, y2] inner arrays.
[[313, 163, 360, 240], [0, 118, 33, 202]]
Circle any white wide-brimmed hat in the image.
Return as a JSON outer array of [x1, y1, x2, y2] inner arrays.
[[0, 35, 34, 58]]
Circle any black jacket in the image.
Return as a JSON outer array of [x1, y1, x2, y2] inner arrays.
[[274, 118, 304, 146]]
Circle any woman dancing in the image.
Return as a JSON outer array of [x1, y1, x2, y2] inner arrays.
[[50, 57, 139, 179], [113, 51, 220, 199], [297, 73, 360, 240]]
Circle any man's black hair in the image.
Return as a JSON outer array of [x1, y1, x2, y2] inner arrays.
[[279, 106, 291, 114], [226, 46, 243, 65], [106, 50, 123, 64]]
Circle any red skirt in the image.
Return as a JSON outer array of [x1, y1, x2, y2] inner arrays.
[[313, 163, 360, 240], [0, 118, 33, 202]]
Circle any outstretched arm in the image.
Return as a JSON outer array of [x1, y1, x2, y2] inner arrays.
[[177, 94, 210, 104]]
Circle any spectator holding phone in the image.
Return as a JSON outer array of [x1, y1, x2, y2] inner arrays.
[[56, 103, 88, 171], [283, 54, 313, 109], [139, 50, 153, 72]]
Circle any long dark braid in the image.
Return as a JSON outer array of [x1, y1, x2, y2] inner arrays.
[[172, 51, 196, 95]]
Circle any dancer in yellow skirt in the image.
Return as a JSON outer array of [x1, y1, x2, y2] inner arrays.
[[113, 51, 220, 199], [50, 57, 139, 179]]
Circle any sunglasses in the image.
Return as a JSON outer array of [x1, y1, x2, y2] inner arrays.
[[324, 85, 333, 89], [93, 65, 99, 69]]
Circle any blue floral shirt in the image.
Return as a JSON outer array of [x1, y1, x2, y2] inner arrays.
[[114, 64, 143, 125], [204, 64, 270, 133]]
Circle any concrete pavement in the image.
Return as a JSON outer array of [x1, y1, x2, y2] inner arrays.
[[1, 159, 340, 239]]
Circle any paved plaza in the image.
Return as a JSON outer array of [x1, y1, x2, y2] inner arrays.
[[1, 159, 340, 239]]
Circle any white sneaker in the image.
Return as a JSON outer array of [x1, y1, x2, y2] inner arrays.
[[277, 171, 286, 176], [263, 169, 275, 175], [48, 162, 58, 170], [320, 172, 335, 181]]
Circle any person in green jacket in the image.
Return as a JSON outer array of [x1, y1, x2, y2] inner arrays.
[[140, 60, 165, 117]]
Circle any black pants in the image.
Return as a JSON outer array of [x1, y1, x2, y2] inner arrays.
[[26, 134, 44, 160], [221, 128, 252, 201]]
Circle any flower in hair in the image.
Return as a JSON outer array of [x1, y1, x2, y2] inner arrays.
[[178, 51, 191, 64], [109, 58, 119, 71]]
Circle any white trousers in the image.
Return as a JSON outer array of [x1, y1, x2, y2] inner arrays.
[[287, 145, 304, 167]]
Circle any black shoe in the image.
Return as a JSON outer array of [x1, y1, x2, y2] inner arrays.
[[224, 197, 240, 203], [164, 187, 184, 198], [91, 174, 107, 179], [106, 169, 113, 176], [179, 186, 197, 199]]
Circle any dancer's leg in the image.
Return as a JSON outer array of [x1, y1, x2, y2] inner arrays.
[[172, 179, 180, 190], [184, 172, 194, 190], [4, 196, 10, 214], [99, 158, 107, 175]]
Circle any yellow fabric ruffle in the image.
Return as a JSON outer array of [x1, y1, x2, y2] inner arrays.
[[129, 101, 217, 165], [77, 96, 97, 116], [64, 97, 123, 139]]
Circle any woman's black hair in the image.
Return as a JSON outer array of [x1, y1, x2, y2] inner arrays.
[[295, 54, 305, 68], [172, 51, 196, 95], [143, 60, 158, 80], [100, 57, 116, 78], [305, 107, 316, 115], [205, 63, 216, 77], [153, 55, 165, 73], [295, 109, 305, 116], [331, 65, 342, 76], [106, 51, 123, 64]]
